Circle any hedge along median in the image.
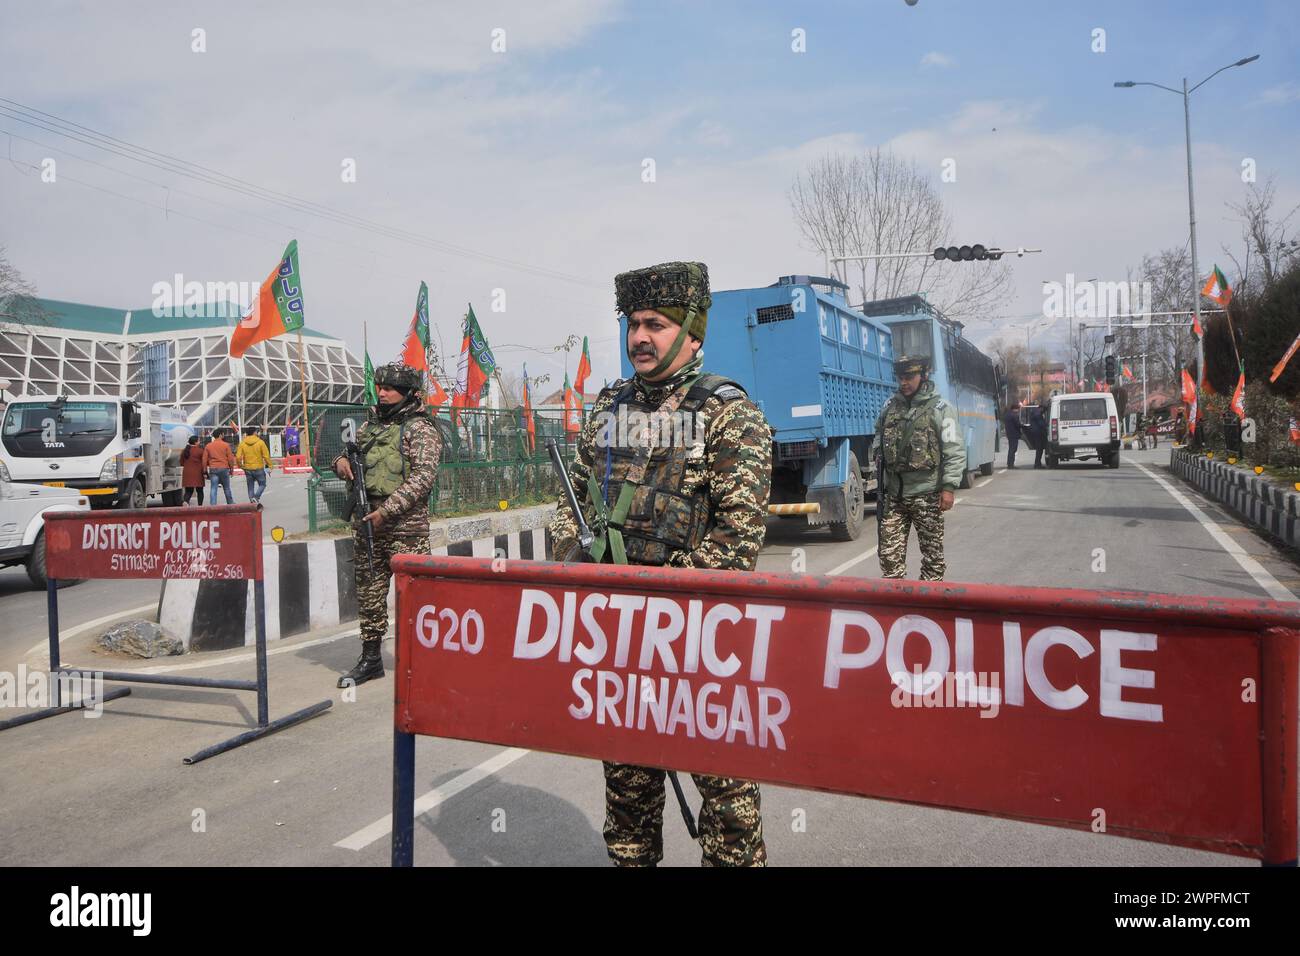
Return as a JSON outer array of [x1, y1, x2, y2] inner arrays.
[[159, 503, 558, 652], [1170, 447, 1300, 549]]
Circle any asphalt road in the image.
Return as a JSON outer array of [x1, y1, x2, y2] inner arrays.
[[1, 447, 1296, 867]]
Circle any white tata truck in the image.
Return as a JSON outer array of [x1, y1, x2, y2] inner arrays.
[[0, 394, 194, 509]]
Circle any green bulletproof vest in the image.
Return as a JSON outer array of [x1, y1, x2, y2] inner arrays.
[[357, 411, 430, 499], [881, 392, 941, 473], [588, 373, 745, 566]]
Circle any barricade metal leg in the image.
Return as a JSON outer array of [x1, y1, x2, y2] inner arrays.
[[254, 578, 269, 728], [392, 728, 416, 867], [0, 584, 133, 731], [1261, 627, 1298, 867], [182, 698, 333, 764]]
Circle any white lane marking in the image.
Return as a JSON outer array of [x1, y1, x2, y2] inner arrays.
[[335, 747, 532, 851], [827, 546, 879, 577], [1134, 462, 1297, 602]]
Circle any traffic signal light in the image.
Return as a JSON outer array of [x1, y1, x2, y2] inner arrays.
[[933, 244, 1003, 262], [1104, 355, 1117, 384]]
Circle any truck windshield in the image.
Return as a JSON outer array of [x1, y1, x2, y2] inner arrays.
[[889, 320, 933, 361], [1, 401, 118, 458]]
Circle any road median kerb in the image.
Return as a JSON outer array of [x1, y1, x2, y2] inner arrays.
[[1169, 448, 1300, 549]]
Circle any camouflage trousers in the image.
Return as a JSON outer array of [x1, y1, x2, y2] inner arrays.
[[354, 523, 430, 644], [878, 491, 946, 581], [602, 761, 767, 867]]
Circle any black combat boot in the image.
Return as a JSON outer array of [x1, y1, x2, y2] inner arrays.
[[338, 641, 385, 688]]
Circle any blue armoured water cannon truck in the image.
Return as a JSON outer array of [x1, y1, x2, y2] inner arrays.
[[619, 275, 1001, 540]]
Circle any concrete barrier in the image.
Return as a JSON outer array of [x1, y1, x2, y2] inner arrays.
[[159, 504, 558, 651], [1170, 448, 1300, 549]]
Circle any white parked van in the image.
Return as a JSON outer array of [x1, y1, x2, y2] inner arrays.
[[1047, 392, 1121, 468], [0, 479, 90, 587]]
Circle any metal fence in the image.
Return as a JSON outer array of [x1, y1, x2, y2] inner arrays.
[[306, 402, 580, 530]]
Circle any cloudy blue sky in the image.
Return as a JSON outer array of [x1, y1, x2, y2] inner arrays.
[[2, 0, 1297, 386]]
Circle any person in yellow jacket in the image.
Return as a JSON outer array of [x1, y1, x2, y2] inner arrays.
[[236, 426, 272, 507]]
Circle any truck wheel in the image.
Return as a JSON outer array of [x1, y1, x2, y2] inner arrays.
[[829, 452, 864, 542], [958, 469, 973, 490], [979, 461, 994, 476], [1108, 452, 1120, 469], [1047, 455, 1058, 469], [123, 477, 146, 510], [26, 531, 79, 589]]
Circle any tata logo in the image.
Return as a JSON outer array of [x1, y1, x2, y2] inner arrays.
[[49, 463, 60, 470], [44, 442, 66, 449]]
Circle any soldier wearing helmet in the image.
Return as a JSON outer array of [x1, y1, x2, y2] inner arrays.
[[549, 261, 773, 867], [871, 354, 966, 580], [330, 362, 442, 687]]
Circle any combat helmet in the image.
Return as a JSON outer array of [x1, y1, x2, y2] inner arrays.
[[893, 354, 930, 376], [372, 362, 423, 392]]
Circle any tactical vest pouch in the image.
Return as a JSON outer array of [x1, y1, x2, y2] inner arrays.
[[905, 423, 939, 471]]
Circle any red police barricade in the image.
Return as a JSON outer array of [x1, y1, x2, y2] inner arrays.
[[389, 556, 1299, 866], [0, 505, 331, 763]]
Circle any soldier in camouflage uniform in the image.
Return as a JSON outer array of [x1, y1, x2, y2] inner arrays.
[[872, 355, 965, 581], [549, 261, 772, 867], [331, 363, 441, 687]]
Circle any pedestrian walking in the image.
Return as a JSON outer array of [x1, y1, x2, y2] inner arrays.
[[181, 435, 205, 505], [203, 429, 236, 505], [236, 426, 272, 507], [1004, 401, 1022, 468]]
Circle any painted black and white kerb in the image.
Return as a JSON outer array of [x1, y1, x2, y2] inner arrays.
[[160, 528, 555, 651]]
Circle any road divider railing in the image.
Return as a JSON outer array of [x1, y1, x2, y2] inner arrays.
[[0, 505, 331, 764], [389, 557, 1298, 866]]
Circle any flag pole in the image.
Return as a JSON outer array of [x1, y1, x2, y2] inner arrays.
[[296, 328, 312, 467]]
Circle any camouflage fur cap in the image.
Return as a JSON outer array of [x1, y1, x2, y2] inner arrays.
[[615, 261, 711, 319], [373, 362, 423, 391]]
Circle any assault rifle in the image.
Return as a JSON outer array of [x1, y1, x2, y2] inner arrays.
[[546, 438, 595, 560], [342, 441, 375, 575]]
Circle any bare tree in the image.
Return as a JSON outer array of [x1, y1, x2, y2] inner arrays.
[[789, 149, 1014, 321], [0, 245, 49, 332], [1222, 177, 1300, 297], [1106, 247, 1197, 392]]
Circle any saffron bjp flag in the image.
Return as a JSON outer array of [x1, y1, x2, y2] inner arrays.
[[573, 336, 592, 396], [1269, 328, 1300, 383], [229, 240, 304, 358], [1181, 368, 1197, 406], [451, 304, 496, 411], [563, 372, 582, 436], [1290, 417, 1300, 444], [1122, 364, 1134, 380], [425, 373, 448, 408], [521, 363, 535, 453], [1202, 265, 1233, 307], [401, 281, 430, 371], [1229, 366, 1246, 420]]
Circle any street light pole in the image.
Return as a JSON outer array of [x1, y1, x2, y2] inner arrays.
[[1183, 76, 1204, 405], [1114, 54, 1260, 404]]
